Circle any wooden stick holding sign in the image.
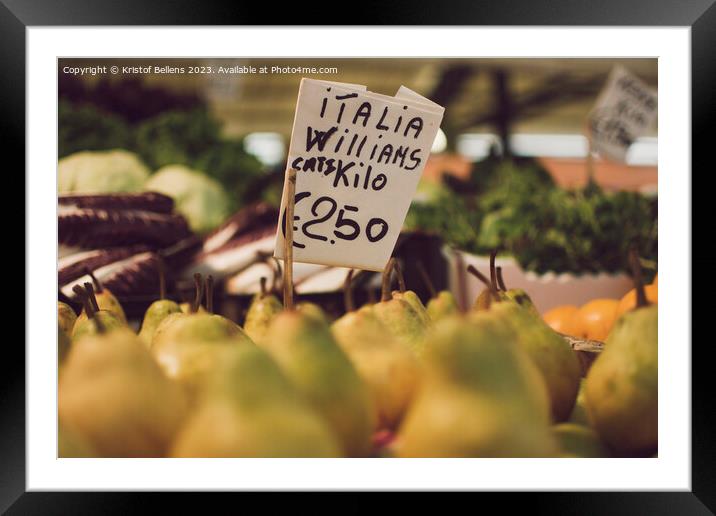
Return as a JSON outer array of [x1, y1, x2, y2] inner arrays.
[[283, 168, 297, 310]]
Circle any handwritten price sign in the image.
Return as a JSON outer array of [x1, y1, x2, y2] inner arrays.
[[274, 79, 444, 271], [589, 66, 657, 162]]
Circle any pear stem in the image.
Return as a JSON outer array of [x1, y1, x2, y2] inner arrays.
[[629, 246, 649, 308], [416, 261, 437, 299], [84, 267, 103, 293], [283, 168, 297, 311], [343, 269, 355, 313], [381, 258, 396, 302], [83, 282, 100, 313], [489, 250, 498, 292], [73, 285, 105, 333], [191, 273, 203, 313], [157, 256, 167, 300], [72, 285, 90, 316], [393, 260, 407, 293], [467, 265, 500, 303], [496, 266, 508, 291], [205, 275, 214, 314], [260, 276, 268, 296]]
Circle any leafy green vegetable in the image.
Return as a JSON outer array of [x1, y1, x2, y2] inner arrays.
[[58, 100, 132, 158], [406, 159, 657, 276]]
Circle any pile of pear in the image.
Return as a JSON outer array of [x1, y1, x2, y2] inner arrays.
[[56, 252, 656, 458]]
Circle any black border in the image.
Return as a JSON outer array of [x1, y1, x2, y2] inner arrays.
[[7, 0, 713, 510]]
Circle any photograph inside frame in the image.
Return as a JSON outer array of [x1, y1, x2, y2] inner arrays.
[[56, 57, 658, 459]]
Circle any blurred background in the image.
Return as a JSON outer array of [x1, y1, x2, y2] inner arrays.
[[58, 58, 657, 316]]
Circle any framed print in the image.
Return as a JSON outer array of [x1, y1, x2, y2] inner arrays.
[[5, 0, 713, 510]]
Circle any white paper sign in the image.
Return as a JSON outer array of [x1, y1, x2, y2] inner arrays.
[[274, 79, 444, 271], [588, 66, 658, 162]]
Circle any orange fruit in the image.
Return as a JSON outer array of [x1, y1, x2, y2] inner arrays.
[[543, 305, 580, 336], [574, 299, 620, 342], [617, 284, 658, 317], [651, 274, 658, 286]]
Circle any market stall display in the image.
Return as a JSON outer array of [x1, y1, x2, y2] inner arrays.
[[56, 58, 658, 459]]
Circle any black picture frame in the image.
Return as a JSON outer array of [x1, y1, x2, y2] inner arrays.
[[6, 0, 712, 510]]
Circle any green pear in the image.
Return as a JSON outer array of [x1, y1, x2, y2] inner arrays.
[[584, 252, 657, 457], [171, 345, 341, 457], [58, 302, 77, 335], [151, 274, 255, 399], [467, 265, 581, 422], [152, 313, 253, 397], [553, 423, 610, 458], [296, 301, 329, 324], [585, 304, 657, 456], [139, 299, 182, 346], [262, 311, 374, 457], [243, 278, 283, 345], [372, 259, 429, 355], [59, 327, 188, 457], [372, 299, 428, 355], [72, 310, 125, 340], [426, 291, 459, 321], [397, 315, 556, 457], [138, 262, 182, 345], [473, 258, 539, 317], [332, 307, 421, 430], [77, 270, 127, 324], [392, 290, 431, 326], [180, 302, 206, 314], [485, 301, 581, 422]]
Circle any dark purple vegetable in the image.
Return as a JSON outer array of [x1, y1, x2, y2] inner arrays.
[[58, 245, 150, 286], [202, 202, 277, 253], [58, 191, 175, 214], [100, 252, 162, 297], [59, 207, 191, 248]]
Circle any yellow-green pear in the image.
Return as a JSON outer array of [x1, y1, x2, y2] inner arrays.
[[58, 301, 77, 334], [152, 275, 254, 398], [171, 345, 341, 457], [262, 310, 374, 457], [70, 283, 126, 340], [243, 277, 283, 344], [77, 269, 127, 324], [332, 274, 421, 430], [584, 252, 657, 457], [372, 259, 429, 355], [59, 327, 188, 457], [467, 265, 581, 422], [138, 263, 182, 345], [397, 315, 556, 457], [426, 291, 459, 321]]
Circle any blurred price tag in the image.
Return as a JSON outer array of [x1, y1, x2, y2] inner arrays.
[[589, 66, 657, 162], [274, 79, 444, 271]]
